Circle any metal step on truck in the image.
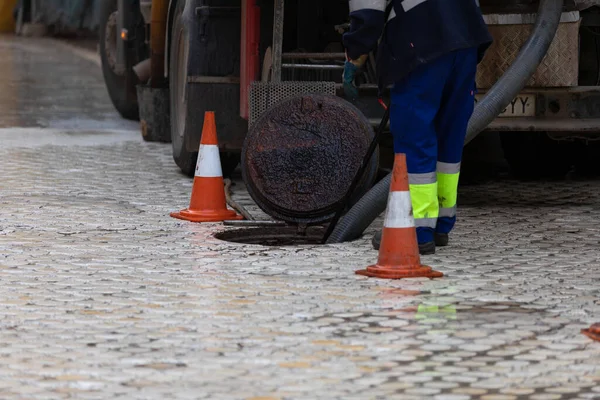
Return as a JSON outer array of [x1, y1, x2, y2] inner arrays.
[[99, 0, 600, 225]]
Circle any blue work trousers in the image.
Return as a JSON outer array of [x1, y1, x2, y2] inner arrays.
[[390, 47, 478, 244]]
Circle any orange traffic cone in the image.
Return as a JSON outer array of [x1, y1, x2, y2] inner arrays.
[[582, 324, 600, 342], [356, 153, 443, 280], [170, 112, 243, 223]]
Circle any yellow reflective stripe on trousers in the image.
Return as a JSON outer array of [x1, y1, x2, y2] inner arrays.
[[437, 161, 461, 213], [437, 172, 460, 209], [409, 182, 438, 229]]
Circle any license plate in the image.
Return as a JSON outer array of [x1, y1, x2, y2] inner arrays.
[[475, 94, 536, 117]]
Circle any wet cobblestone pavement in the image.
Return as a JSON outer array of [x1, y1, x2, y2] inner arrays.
[[1, 37, 600, 399]]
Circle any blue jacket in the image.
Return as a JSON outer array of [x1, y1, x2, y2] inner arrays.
[[343, 0, 492, 89]]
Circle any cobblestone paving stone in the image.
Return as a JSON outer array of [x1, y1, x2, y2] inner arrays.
[[1, 37, 600, 400], [2, 137, 600, 400]]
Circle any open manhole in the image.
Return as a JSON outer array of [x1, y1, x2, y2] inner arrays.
[[214, 226, 326, 246]]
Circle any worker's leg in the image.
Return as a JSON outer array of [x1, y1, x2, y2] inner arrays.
[[390, 54, 453, 245], [435, 47, 478, 237]]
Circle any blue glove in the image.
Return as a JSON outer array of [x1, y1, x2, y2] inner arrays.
[[343, 60, 360, 101]]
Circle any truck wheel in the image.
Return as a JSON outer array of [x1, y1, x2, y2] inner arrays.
[[169, 0, 240, 177], [99, 0, 140, 121], [500, 132, 573, 180], [169, 0, 195, 176]]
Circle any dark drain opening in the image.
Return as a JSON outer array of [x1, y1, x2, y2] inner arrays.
[[214, 226, 326, 246]]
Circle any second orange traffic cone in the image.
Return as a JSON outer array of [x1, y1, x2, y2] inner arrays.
[[170, 112, 243, 223], [356, 154, 443, 280]]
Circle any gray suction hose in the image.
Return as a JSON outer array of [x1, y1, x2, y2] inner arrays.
[[326, 0, 564, 244]]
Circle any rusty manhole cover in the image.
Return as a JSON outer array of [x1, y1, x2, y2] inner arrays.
[[242, 94, 378, 224]]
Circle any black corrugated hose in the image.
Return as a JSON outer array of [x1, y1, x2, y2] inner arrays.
[[326, 0, 565, 244]]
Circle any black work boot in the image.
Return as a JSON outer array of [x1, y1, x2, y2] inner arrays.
[[434, 233, 449, 247], [372, 231, 436, 255]]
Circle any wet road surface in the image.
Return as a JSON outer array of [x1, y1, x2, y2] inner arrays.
[[1, 36, 600, 399]]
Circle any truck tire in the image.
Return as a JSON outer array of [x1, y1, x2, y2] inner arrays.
[[500, 132, 573, 180], [99, 0, 141, 121], [169, 0, 241, 177]]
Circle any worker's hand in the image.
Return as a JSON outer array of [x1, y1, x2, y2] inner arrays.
[[343, 53, 367, 101]]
